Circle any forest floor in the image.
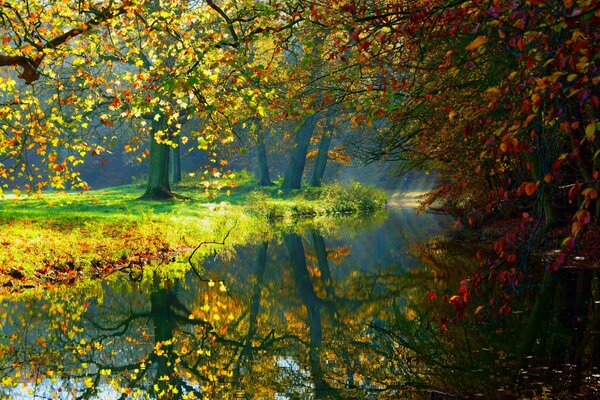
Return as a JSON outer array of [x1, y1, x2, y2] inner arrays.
[[0, 174, 387, 293]]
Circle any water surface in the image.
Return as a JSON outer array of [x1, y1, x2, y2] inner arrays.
[[1, 208, 599, 399]]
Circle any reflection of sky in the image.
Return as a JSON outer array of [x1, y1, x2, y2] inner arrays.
[[202, 207, 450, 284], [8, 380, 119, 399], [327, 207, 451, 277]]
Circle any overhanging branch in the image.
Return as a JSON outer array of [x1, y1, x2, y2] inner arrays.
[[0, 1, 131, 84]]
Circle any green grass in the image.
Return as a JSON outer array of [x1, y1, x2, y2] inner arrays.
[[0, 173, 387, 293]]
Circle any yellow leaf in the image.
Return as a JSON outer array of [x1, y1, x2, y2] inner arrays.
[[465, 36, 487, 51], [585, 122, 596, 140], [582, 188, 598, 199]]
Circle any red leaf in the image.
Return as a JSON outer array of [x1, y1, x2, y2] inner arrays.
[[568, 181, 581, 202], [524, 182, 538, 196], [576, 210, 591, 224]]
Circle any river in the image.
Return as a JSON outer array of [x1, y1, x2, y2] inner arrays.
[[0, 207, 598, 399]]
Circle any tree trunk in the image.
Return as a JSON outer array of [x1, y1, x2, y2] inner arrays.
[[311, 230, 356, 388], [141, 119, 172, 200], [527, 128, 562, 229], [282, 114, 318, 191], [257, 132, 273, 186], [170, 137, 181, 184], [541, 188, 561, 229], [310, 131, 332, 187]]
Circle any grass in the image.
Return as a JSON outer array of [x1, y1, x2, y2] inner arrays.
[[0, 172, 386, 293]]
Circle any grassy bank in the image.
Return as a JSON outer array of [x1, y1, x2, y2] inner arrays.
[[0, 174, 386, 293]]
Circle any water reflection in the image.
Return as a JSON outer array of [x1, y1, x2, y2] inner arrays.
[[1, 209, 598, 398]]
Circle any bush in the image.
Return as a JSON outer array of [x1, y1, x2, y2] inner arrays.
[[321, 181, 388, 213], [247, 181, 387, 221]]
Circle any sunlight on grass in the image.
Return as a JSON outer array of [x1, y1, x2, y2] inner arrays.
[[0, 176, 387, 294]]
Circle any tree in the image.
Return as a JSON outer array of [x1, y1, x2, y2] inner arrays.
[[0, 0, 301, 196], [309, 121, 333, 187], [280, 31, 329, 191], [294, 0, 600, 322]]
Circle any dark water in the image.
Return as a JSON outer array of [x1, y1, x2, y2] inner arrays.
[[1, 209, 599, 399]]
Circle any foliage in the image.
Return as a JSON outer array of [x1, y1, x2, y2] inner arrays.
[[0, 0, 291, 194], [246, 180, 387, 220]]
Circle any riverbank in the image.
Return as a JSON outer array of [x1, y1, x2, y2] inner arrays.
[[0, 175, 387, 293]]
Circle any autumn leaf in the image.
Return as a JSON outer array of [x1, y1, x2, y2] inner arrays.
[[524, 182, 538, 196], [575, 210, 591, 224], [582, 188, 598, 199], [585, 122, 596, 141], [465, 36, 487, 51], [561, 236, 576, 250]]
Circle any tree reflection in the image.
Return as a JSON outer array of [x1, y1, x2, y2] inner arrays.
[[0, 273, 231, 398], [284, 232, 335, 398]]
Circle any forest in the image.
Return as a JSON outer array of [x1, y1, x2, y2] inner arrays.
[[0, 0, 599, 398]]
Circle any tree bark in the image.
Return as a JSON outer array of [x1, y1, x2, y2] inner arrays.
[[170, 138, 181, 184], [541, 188, 561, 229], [141, 118, 172, 200], [310, 130, 332, 187], [282, 114, 319, 191], [257, 131, 273, 186], [526, 161, 562, 229]]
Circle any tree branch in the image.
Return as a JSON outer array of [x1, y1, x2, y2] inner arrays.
[[0, 1, 131, 83]]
